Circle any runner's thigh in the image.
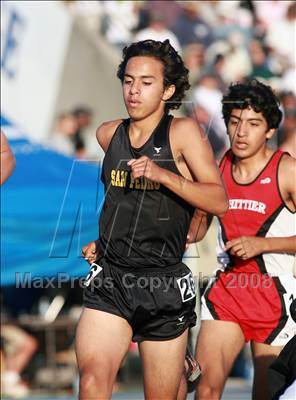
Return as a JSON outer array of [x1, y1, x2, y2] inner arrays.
[[251, 341, 283, 400], [139, 329, 188, 400], [196, 320, 245, 389], [75, 307, 132, 377]]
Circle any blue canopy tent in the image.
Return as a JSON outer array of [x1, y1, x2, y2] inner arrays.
[[1, 115, 104, 287]]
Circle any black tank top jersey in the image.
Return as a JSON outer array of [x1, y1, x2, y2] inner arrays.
[[99, 113, 194, 269]]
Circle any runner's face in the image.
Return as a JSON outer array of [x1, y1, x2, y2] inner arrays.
[[122, 56, 174, 120], [227, 107, 275, 158]]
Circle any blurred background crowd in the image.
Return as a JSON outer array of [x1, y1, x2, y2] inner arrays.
[[64, 0, 296, 160], [1, 0, 295, 398]]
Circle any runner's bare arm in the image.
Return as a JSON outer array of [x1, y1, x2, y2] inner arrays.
[[259, 155, 296, 254], [279, 154, 296, 213], [0, 131, 16, 185], [225, 235, 296, 260], [187, 210, 213, 244], [128, 118, 227, 216], [96, 119, 123, 153]]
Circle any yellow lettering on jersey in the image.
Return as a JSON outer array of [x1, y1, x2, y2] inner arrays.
[[140, 177, 147, 190], [129, 175, 135, 189], [122, 171, 128, 187], [111, 170, 160, 191], [147, 180, 154, 190], [111, 170, 116, 186], [115, 170, 121, 187], [111, 170, 129, 187]]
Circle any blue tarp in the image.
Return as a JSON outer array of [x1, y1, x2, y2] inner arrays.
[[1, 115, 104, 286]]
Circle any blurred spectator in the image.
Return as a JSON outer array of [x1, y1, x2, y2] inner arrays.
[[217, 34, 252, 83], [203, 2, 253, 85], [47, 112, 78, 157], [1, 323, 38, 397], [135, 1, 182, 32], [133, 11, 181, 52], [1, 130, 16, 185], [71, 106, 93, 158], [172, 1, 213, 48], [265, 2, 296, 70], [212, 1, 253, 43], [100, 1, 139, 51], [280, 67, 296, 95], [192, 75, 227, 137], [247, 39, 275, 80], [278, 91, 296, 158], [195, 0, 223, 27], [190, 104, 227, 161], [182, 43, 206, 85], [198, 0, 253, 30], [239, 0, 256, 17], [253, 0, 293, 32], [188, 75, 229, 160], [205, 53, 227, 92], [131, 2, 151, 33]]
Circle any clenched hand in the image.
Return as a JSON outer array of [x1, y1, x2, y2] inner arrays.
[[127, 156, 162, 182], [225, 236, 266, 260]]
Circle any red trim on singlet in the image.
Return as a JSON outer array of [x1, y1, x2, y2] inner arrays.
[[219, 149, 285, 273]]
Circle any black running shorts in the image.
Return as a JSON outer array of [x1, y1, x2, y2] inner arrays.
[[83, 257, 197, 342]]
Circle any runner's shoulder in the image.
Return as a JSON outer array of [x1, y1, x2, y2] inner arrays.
[[171, 116, 201, 131], [96, 119, 123, 152], [279, 152, 296, 194], [279, 152, 296, 177], [171, 116, 206, 148]]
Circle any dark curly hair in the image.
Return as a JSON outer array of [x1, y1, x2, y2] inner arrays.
[[222, 79, 282, 130], [117, 39, 190, 113]]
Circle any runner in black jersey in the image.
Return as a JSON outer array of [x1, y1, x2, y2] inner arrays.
[[76, 39, 228, 400]]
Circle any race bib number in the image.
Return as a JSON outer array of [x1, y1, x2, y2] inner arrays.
[[84, 262, 102, 287], [177, 272, 196, 302]]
